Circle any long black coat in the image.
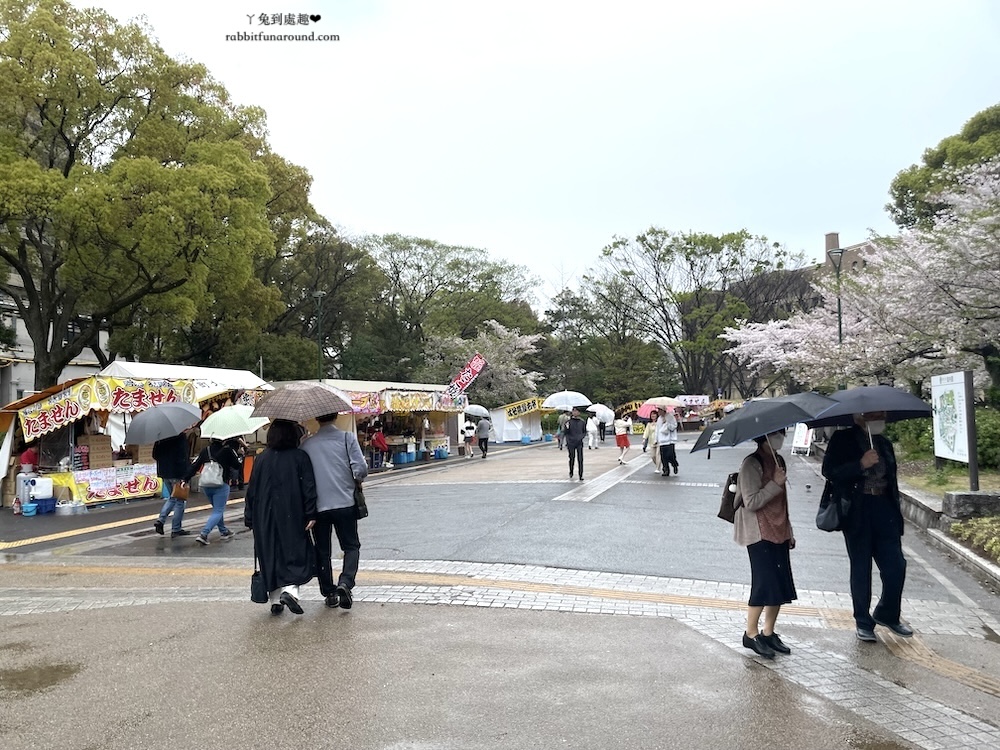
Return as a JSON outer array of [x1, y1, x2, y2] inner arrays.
[[244, 447, 319, 594]]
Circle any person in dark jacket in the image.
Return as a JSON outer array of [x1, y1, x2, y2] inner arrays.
[[563, 407, 587, 481], [153, 431, 193, 538], [182, 438, 243, 546], [822, 411, 912, 642], [244, 420, 318, 615]]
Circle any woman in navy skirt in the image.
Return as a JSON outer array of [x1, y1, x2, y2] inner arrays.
[[731, 429, 796, 659]]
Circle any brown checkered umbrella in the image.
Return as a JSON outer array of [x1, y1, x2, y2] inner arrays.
[[251, 381, 353, 423]]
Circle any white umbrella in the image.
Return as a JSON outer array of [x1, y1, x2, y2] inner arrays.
[[587, 404, 615, 423], [541, 390, 591, 410], [200, 405, 270, 440], [644, 396, 684, 408], [465, 404, 491, 418]]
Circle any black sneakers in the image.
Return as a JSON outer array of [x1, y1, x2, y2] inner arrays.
[[325, 593, 340, 608], [153, 520, 164, 535], [171, 529, 191, 538]]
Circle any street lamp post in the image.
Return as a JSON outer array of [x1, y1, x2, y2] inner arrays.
[[827, 247, 844, 344], [827, 246, 845, 389], [312, 290, 327, 381]]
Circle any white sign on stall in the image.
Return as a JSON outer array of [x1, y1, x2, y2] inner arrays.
[[931, 371, 969, 463]]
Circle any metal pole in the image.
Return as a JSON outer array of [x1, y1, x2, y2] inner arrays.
[[312, 291, 326, 381], [835, 264, 843, 346], [965, 370, 979, 491]]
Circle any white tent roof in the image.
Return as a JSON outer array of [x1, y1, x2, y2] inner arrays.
[[319, 378, 452, 393], [99, 361, 272, 401]]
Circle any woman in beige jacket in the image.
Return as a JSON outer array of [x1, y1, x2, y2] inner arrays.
[[642, 410, 660, 473], [733, 429, 796, 659]]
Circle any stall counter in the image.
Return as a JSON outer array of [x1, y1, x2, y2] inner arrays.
[[49, 464, 162, 505]]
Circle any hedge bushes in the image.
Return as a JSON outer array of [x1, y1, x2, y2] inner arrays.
[[886, 408, 1000, 470], [950, 517, 1000, 565]]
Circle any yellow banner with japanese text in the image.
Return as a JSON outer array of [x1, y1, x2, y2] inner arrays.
[[504, 397, 540, 420], [19, 376, 196, 441]]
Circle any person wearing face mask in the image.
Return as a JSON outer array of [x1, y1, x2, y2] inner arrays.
[[822, 411, 912, 642], [733, 429, 795, 659]]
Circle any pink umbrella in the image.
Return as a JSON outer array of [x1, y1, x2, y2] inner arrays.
[[636, 397, 683, 420]]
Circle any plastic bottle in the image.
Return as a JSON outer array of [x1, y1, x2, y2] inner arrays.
[[12, 496, 22, 515]]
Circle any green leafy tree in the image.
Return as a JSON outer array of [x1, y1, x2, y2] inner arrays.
[[596, 229, 807, 397], [888, 103, 1000, 228], [0, 0, 274, 388]]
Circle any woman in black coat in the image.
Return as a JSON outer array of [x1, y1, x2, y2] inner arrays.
[[244, 420, 318, 615]]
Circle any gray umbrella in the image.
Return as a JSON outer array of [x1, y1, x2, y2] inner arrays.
[[251, 381, 353, 423], [124, 402, 202, 445]]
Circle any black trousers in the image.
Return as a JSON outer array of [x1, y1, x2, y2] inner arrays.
[[567, 441, 584, 478], [314, 507, 361, 595], [478, 437, 489, 457], [842, 494, 906, 629], [659, 444, 678, 473]]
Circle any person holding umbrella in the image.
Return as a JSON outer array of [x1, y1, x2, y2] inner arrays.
[[563, 406, 587, 481], [656, 409, 679, 476], [244, 419, 318, 615], [152, 429, 195, 538], [643, 409, 661, 474], [821, 410, 913, 642], [301, 413, 368, 610], [734, 429, 795, 659]]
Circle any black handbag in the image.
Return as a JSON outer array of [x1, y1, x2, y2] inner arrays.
[[345, 433, 369, 520], [250, 543, 268, 603], [816, 480, 853, 532], [354, 483, 369, 519]]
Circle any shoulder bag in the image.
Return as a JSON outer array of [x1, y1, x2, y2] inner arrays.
[[344, 433, 369, 519], [200, 445, 226, 488], [816, 480, 853, 531]]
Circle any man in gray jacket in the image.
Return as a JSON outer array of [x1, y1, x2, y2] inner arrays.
[[301, 413, 368, 609]]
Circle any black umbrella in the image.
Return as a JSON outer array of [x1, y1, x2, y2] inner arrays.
[[691, 399, 819, 453], [805, 385, 931, 428]]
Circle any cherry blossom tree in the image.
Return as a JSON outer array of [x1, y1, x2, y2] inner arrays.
[[415, 320, 543, 406], [724, 157, 1000, 399]]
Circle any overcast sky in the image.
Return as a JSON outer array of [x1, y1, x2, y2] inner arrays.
[[74, 0, 1000, 303]]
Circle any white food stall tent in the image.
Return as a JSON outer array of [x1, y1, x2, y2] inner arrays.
[[489, 397, 544, 443]]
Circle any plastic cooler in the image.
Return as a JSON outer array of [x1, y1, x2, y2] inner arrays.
[[34, 497, 57, 514], [29, 477, 54, 500]]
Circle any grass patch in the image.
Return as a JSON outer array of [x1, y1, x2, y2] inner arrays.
[[895, 454, 1000, 495]]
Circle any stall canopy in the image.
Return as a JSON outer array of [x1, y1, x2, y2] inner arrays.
[[319, 379, 469, 414], [99, 362, 271, 403]]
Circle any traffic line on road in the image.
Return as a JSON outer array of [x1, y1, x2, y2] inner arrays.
[[0, 503, 214, 551], [552, 459, 650, 502]]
